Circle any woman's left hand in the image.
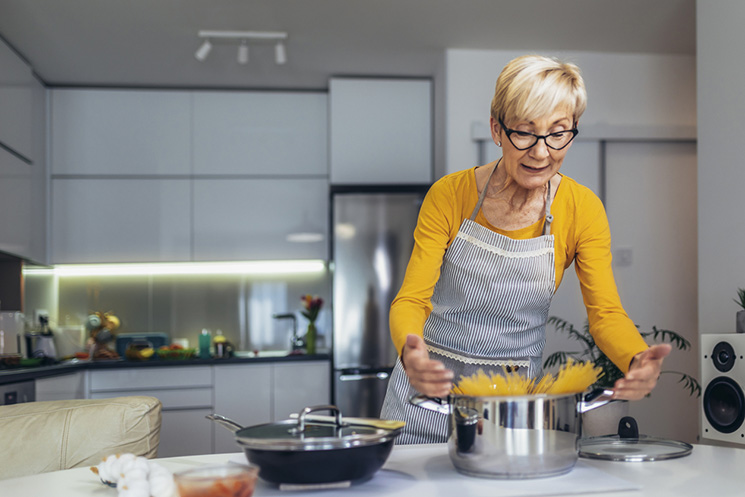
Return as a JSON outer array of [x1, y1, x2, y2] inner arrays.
[[612, 344, 672, 400]]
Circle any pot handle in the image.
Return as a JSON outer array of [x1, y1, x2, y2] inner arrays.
[[206, 413, 244, 433], [409, 394, 451, 415], [578, 388, 616, 414]]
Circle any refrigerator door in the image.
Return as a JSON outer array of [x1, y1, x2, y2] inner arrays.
[[332, 192, 424, 371], [334, 368, 392, 418]]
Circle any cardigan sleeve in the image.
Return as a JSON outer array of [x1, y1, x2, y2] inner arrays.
[[389, 178, 460, 354], [572, 191, 649, 373]]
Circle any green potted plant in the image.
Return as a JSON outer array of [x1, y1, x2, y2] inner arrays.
[[734, 288, 745, 333], [544, 316, 700, 397]]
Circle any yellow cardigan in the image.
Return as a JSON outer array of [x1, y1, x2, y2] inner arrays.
[[390, 167, 648, 374]]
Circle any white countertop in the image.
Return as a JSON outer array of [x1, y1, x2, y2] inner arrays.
[[1, 443, 743, 497]]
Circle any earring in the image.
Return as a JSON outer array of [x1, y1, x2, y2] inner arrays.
[[497, 141, 502, 147]]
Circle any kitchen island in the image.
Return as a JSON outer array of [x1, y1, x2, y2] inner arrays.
[[0, 443, 742, 496]]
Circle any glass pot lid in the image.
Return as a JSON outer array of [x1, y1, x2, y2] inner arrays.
[[578, 435, 693, 461], [578, 416, 693, 461]]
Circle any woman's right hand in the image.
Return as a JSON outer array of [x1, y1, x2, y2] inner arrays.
[[401, 334, 454, 397]]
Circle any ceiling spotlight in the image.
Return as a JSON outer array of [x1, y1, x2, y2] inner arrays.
[[237, 40, 249, 65], [195, 39, 212, 61], [275, 41, 287, 65]]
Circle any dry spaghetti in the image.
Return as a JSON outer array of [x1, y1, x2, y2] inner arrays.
[[454, 359, 603, 396]]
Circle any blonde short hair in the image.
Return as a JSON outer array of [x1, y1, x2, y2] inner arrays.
[[490, 55, 587, 125]]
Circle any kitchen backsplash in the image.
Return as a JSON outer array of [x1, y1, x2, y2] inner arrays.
[[23, 270, 331, 356]]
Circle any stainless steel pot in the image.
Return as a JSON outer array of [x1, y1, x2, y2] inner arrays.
[[411, 389, 614, 479]]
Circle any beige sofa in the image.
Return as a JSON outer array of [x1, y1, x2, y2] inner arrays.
[[0, 396, 162, 480]]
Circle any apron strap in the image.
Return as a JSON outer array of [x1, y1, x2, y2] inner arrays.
[[469, 159, 501, 221], [470, 158, 558, 236], [543, 179, 553, 236]]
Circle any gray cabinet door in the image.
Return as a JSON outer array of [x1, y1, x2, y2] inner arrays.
[[50, 89, 191, 176], [213, 364, 272, 454], [0, 38, 35, 161], [193, 178, 328, 261], [330, 78, 432, 184], [51, 178, 192, 263], [192, 92, 328, 176]]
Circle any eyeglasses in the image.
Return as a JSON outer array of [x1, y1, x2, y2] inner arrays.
[[498, 117, 578, 151]]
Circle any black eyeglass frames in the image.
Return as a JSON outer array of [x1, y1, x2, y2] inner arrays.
[[498, 117, 578, 151]]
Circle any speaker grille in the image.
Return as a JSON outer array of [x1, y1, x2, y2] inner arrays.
[[703, 376, 745, 434]]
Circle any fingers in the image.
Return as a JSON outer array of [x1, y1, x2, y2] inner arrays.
[[402, 334, 453, 397], [408, 359, 454, 397], [612, 344, 672, 400], [641, 343, 672, 361]]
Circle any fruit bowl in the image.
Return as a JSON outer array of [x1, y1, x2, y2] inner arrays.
[[156, 347, 196, 360]]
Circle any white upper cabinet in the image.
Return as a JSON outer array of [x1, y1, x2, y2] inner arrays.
[[50, 89, 191, 175], [0, 147, 34, 258], [0, 38, 47, 263], [329, 78, 432, 184], [0, 39, 35, 162], [192, 92, 327, 176], [193, 178, 328, 261], [52, 178, 192, 263]]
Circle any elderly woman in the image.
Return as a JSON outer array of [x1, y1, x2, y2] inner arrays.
[[380, 54, 670, 444]]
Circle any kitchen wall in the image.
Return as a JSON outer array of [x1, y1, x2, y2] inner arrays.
[[697, 2, 745, 335], [23, 270, 331, 355]]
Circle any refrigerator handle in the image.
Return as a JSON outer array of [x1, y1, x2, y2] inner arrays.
[[339, 372, 390, 382]]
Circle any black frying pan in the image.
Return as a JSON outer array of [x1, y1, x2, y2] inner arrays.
[[208, 405, 402, 485]]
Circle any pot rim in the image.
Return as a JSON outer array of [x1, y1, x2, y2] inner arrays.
[[448, 391, 584, 401]]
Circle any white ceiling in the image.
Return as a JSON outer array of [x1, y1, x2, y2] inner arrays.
[[0, 0, 695, 89]]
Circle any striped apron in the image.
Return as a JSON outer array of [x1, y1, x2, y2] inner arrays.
[[381, 163, 557, 444]]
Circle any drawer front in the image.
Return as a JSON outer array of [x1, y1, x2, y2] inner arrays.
[[90, 387, 212, 410], [89, 366, 212, 391]]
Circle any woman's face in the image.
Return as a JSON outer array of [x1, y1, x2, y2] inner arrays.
[[491, 106, 575, 191]]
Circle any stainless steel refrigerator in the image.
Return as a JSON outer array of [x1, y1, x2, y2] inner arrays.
[[331, 187, 427, 418]]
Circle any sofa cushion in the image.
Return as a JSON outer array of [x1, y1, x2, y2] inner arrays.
[[0, 396, 161, 480]]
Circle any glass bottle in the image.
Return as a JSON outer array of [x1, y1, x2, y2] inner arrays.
[[199, 329, 212, 359]]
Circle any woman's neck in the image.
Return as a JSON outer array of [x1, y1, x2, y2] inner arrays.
[[485, 164, 548, 212]]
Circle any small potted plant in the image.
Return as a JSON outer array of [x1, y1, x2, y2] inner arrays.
[[544, 316, 701, 436], [735, 288, 745, 333], [300, 294, 324, 355]]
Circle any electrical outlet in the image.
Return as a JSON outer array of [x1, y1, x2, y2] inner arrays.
[[34, 309, 49, 323]]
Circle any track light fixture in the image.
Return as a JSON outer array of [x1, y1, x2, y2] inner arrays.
[[275, 41, 287, 65], [195, 29, 288, 65], [237, 40, 249, 65], [194, 39, 212, 61]]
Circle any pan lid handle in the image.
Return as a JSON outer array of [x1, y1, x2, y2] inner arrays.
[[292, 405, 344, 434]]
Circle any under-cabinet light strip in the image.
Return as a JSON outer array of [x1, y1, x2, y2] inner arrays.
[[23, 260, 326, 277]]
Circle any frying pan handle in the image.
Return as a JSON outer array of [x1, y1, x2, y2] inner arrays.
[[295, 405, 343, 433], [206, 413, 244, 433], [409, 394, 451, 415]]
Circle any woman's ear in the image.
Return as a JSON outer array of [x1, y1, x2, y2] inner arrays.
[[490, 116, 502, 146]]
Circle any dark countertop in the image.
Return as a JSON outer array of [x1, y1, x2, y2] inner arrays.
[[0, 352, 331, 385]]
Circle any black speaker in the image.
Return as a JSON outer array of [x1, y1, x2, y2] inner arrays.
[[700, 334, 745, 444]]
